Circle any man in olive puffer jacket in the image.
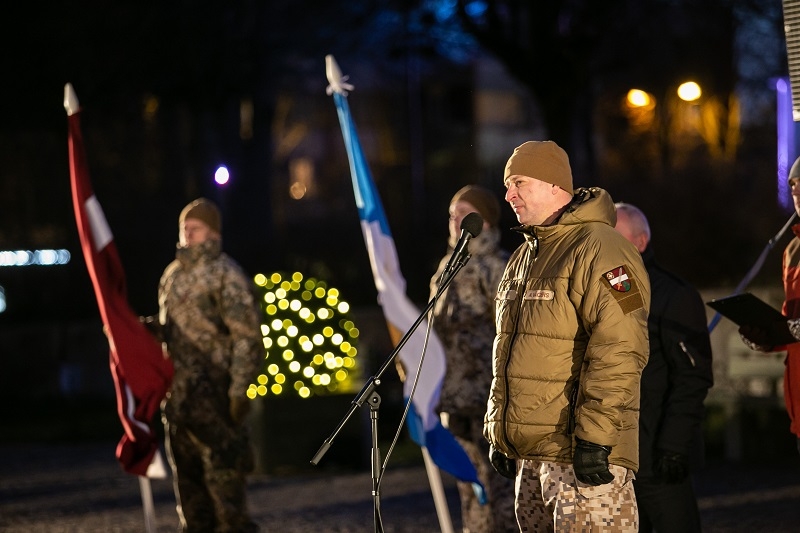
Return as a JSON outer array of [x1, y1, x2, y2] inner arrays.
[[485, 141, 650, 532]]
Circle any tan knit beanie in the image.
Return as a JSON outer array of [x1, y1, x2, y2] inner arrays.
[[450, 185, 500, 227], [504, 140, 573, 192], [179, 198, 221, 233]]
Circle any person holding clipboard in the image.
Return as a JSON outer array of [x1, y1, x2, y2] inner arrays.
[[738, 156, 800, 456]]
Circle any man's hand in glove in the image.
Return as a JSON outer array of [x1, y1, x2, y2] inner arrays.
[[573, 437, 614, 486], [229, 395, 251, 426], [654, 449, 689, 483], [489, 445, 517, 480]]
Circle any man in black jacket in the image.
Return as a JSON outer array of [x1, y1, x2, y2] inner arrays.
[[615, 202, 714, 533]]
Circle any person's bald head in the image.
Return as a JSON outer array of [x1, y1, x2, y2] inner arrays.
[[614, 202, 651, 253]]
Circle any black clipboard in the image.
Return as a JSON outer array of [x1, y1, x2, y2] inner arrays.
[[706, 292, 796, 345]]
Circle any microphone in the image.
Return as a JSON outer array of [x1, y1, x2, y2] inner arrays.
[[440, 212, 484, 281]]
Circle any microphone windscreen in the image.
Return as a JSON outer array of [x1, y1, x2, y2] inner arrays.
[[461, 212, 484, 237]]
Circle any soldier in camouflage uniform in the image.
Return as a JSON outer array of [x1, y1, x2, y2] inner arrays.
[[429, 185, 516, 533], [149, 198, 263, 532]]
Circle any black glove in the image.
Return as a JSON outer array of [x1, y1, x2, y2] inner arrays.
[[574, 438, 614, 486], [489, 445, 517, 480], [655, 449, 688, 483]]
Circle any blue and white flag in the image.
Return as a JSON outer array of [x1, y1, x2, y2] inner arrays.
[[326, 56, 484, 499]]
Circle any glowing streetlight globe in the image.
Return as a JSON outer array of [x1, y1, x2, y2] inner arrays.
[[214, 166, 230, 186], [677, 81, 702, 102], [626, 89, 651, 108]]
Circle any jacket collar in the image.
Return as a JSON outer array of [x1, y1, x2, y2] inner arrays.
[[175, 238, 222, 267]]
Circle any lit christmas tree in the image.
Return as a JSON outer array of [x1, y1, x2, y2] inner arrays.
[[247, 271, 360, 399]]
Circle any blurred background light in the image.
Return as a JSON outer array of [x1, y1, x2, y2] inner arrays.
[[626, 89, 652, 108], [677, 81, 702, 102], [214, 165, 230, 186], [250, 271, 361, 399], [0, 249, 71, 267]]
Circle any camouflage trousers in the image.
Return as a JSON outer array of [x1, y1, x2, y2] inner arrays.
[[164, 414, 257, 533], [516, 459, 638, 533], [446, 414, 517, 532]]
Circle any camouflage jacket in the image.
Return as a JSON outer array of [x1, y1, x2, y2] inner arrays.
[[429, 225, 509, 417], [157, 238, 262, 425]]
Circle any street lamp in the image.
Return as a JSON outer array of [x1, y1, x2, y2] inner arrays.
[[677, 81, 702, 102], [624, 88, 656, 131], [626, 89, 652, 108]]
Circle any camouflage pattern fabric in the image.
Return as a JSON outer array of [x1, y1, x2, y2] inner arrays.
[[430, 226, 515, 532], [164, 413, 256, 533], [516, 460, 637, 532], [430, 226, 509, 418], [158, 238, 262, 532], [447, 414, 517, 533]]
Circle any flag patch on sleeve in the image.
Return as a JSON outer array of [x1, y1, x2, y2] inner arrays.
[[601, 265, 644, 314], [605, 266, 631, 292]]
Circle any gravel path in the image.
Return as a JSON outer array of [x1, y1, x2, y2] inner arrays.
[[2, 441, 800, 532]]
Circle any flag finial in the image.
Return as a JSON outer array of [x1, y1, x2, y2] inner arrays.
[[325, 55, 355, 96], [64, 83, 80, 116]]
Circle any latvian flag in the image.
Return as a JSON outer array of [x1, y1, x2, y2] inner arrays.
[[65, 83, 173, 477]]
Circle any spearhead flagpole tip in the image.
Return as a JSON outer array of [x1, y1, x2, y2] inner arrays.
[[325, 54, 354, 96], [64, 83, 80, 116]]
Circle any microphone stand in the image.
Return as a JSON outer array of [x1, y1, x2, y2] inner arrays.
[[310, 255, 471, 533], [708, 212, 798, 332]]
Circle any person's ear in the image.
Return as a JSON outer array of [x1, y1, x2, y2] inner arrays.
[[635, 235, 649, 253]]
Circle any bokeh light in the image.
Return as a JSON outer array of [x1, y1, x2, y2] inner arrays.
[[624, 88, 657, 131], [0, 249, 71, 267], [246, 271, 361, 400], [214, 165, 230, 186], [677, 81, 702, 102], [626, 89, 651, 108]]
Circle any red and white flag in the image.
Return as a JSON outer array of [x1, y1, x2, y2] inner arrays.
[[65, 83, 173, 477]]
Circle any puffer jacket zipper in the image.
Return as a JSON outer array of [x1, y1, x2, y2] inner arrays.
[[501, 230, 538, 456]]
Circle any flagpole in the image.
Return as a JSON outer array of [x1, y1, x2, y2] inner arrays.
[[65, 82, 171, 532], [311, 253, 470, 533], [324, 55, 489, 532], [421, 447, 454, 533], [385, 326, 454, 533], [138, 477, 157, 533]]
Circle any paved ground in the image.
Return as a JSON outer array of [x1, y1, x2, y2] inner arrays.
[[2, 440, 800, 532]]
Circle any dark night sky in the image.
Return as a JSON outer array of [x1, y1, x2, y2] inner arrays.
[[1, 5, 263, 320], [0, 2, 795, 325], [1, 3, 442, 324], [2, 2, 799, 417]]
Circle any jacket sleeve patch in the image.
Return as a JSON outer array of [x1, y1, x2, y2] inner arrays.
[[602, 265, 644, 314], [604, 266, 631, 292]]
